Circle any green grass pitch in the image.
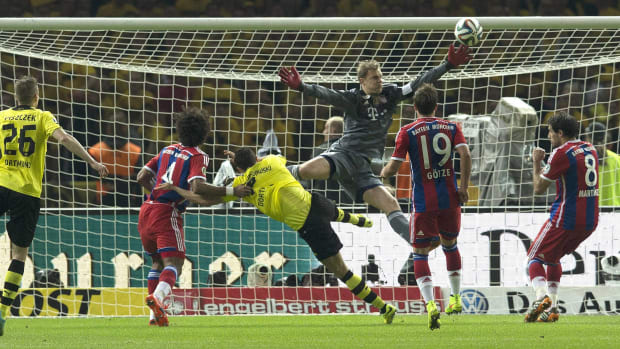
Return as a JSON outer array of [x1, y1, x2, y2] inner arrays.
[[2, 315, 619, 348]]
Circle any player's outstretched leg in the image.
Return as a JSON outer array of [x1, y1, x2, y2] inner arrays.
[[537, 307, 559, 322], [334, 207, 372, 227], [445, 294, 462, 315], [339, 270, 396, 324], [426, 300, 441, 330], [146, 294, 169, 327], [382, 304, 396, 324], [524, 295, 551, 322]]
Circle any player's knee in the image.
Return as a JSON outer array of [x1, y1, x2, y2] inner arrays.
[[11, 245, 29, 262], [440, 237, 457, 248], [414, 246, 432, 255]]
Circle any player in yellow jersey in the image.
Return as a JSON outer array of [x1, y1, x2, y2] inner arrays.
[[157, 147, 397, 324], [0, 76, 108, 336]]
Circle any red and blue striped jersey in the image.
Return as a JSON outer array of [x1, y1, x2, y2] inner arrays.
[[143, 143, 209, 211], [392, 117, 467, 212], [541, 140, 599, 231]]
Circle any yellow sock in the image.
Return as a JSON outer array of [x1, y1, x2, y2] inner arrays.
[[1, 269, 23, 319], [340, 271, 386, 311]]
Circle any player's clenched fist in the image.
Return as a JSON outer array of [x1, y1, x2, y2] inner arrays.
[[532, 147, 546, 163], [278, 66, 303, 91]]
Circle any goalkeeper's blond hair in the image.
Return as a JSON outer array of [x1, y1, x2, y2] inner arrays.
[[357, 60, 380, 79]]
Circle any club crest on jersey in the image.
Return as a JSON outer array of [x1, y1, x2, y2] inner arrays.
[[201, 166, 207, 175]]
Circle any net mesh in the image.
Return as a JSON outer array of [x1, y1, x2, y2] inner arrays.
[[0, 18, 618, 317]]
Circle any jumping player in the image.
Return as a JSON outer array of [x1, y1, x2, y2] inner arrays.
[[279, 44, 472, 246], [157, 147, 397, 324]]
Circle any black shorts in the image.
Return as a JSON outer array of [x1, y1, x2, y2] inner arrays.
[[0, 186, 41, 248], [297, 193, 342, 260]]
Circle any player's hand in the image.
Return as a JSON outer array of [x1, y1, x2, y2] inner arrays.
[[155, 182, 176, 191], [233, 184, 253, 197], [447, 43, 472, 68], [457, 187, 469, 205], [224, 150, 235, 163], [278, 66, 303, 91], [532, 147, 546, 163], [92, 162, 109, 177]]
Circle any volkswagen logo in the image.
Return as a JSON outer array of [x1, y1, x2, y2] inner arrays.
[[460, 289, 489, 314]]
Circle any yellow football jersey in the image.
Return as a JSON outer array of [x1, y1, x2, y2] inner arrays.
[[224, 155, 311, 230], [0, 106, 61, 198]]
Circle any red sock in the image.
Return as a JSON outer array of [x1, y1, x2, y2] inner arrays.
[[148, 269, 160, 294], [159, 266, 178, 287], [413, 254, 431, 278], [528, 259, 546, 280], [546, 263, 562, 282], [443, 244, 461, 271]]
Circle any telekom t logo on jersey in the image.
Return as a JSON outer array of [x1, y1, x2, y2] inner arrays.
[[367, 107, 378, 120]]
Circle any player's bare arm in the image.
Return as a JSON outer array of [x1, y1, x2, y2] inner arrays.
[[137, 167, 155, 192], [51, 128, 109, 177], [532, 147, 552, 194], [154, 182, 224, 206], [455, 144, 472, 204], [380, 159, 403, 179]]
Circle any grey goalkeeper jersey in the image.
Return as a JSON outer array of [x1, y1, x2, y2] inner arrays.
[[301, 61, 452, 160]]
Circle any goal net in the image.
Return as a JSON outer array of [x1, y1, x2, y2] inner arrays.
[[0, 17, 618, 317]]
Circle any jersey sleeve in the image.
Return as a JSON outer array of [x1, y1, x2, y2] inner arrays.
[[541, 148, 568, 182], [187, 154, 209, 183], [453, 123, 467, 149], [397, 62, 451, 102], [42, 111, 61, 136], [391, 127, 410, 161], [301, 83, 356, 111], [144, 154, 159, 175]]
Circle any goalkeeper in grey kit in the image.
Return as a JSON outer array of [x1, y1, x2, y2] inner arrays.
[[279, 44, 472, 242]]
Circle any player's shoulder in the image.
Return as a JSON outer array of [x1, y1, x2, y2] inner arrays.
[[548, 143, 571, 163], [39, 109, 59, 123], [400, 120, 419, 131], [382, 83, 399, 92]]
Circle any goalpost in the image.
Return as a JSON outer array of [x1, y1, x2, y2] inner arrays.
[[0, 17, 618, 317]]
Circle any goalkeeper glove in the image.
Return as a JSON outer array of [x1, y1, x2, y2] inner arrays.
[[447, 43, 472, 68], [278, 66, 303, 91]]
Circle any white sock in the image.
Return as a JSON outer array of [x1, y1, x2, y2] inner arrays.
[[448, 269, 461, 295], [416, 276, 434, 304], [149, 309, 155, 321], [532, 276, 546, 300], [153, 281, 172, 302], [547, 281, 559, 307]]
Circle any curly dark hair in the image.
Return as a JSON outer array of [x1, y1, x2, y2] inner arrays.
[[548, 111, 579, 139], [232, 147, 257, 171], [175, 107, 210, 147]]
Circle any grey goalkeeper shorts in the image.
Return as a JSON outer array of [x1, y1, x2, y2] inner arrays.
[[320, 150, 383, 203]]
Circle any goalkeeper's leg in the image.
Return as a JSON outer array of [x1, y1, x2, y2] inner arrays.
[[321, 253, 396, 324]]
